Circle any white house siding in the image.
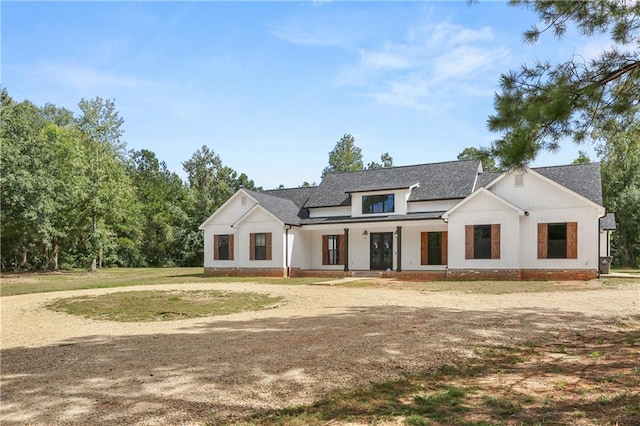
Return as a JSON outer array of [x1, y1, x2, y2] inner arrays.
[[490, 171, 603, 271], [407, 200, 459, 213], [351, 188, 411, 217], [446, 193, 521, 270], [308, 206, 351, 218], [235, 208, 285, 269], [491, 171, 589, 211], [201, 192, 260, 268], [520, 207, 601, 270], [309, 229, 349, 270], [400, 222, 448, 270], [289, 227, 311, 270], [203, 224, 237, 268], [304, 221, 447, 271]]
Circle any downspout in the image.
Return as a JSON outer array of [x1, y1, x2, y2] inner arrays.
[[285, 225, 291, 278], [396, 226, 402, 272], [597, 212, 606, 278]]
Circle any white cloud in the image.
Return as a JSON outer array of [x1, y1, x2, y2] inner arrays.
[[271, 24, 349, 48], [433, 45, 509, 80], [41, 63, 144, 90], [369, 76, 432, 110], [344, 20, 507, 110], [358, 49, 411, 70]]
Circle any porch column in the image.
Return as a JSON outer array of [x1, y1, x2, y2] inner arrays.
[[396, 226, 402, 272], [343, 228, 349, 272]]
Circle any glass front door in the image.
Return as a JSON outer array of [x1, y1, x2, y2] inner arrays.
[[370, 232, 393, 270]]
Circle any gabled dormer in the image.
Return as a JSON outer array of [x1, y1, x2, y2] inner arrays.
[[346, 182, 419, 217], [303, 160, 483, 220]]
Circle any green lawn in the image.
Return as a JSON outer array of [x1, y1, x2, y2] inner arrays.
[[47, 289, 283, 322], [0, 268, 323, 297], [2, 267, 638, 297]]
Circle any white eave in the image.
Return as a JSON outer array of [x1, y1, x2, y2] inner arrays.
[[442, 187, 526, 219], [484, 167, 605, 213], [198, 188, 253, 230], [231, 203, 285, 228]]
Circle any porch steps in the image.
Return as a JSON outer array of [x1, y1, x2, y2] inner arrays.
[[350, 270, 384, 278]]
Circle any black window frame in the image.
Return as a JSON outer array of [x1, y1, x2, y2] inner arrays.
[[327, 235, 340, 265], [473, 225, 492, 260], [547, 223, 568, 259], [254, 232, 267, 261], [217, 234, 229, 261], [427, 232, 443, 265], [362, 194, 395, 214]]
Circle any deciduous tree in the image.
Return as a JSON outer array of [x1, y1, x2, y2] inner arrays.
[[457, 147, 501, 172], [598, 122, 640, 267]]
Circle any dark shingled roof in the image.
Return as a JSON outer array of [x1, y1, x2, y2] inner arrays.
[[475, 171, 501, 188], [262, 187, 315, 219], [246, 161, 604, 224], [305, 160, 482, 208], [244, 189, 307, 225], [600, 213, 616, 230], [533, 162, 603, 205], [476, 163, 603, 205]]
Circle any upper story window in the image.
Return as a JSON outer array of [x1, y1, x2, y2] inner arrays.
[[362, 194, 395, 214]]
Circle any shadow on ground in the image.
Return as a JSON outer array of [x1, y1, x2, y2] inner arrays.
[[1, 306, 635, 425]]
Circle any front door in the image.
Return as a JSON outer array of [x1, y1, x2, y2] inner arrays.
[[370, 232, 393, 270]]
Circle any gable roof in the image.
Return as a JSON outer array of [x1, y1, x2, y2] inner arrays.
[[533, 163, 603, 206], [600, 213, 616, 230], [305, 160, 482, 208], [204, 160, 604, 229], [477, 163, 603, 206], [243, 189, 306, 226], [262, 186, 315, 219], [442, 187, 525, 219]]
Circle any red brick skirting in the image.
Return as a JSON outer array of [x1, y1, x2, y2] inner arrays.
[[204, 267, 287, 277], [446, 269, 597, 281], [446, 269, 522, 281], [204, 267, 598, 281], [519, 269, 598, 281]]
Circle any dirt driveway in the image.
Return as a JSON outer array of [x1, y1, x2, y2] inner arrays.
[[1, 281, 639, 425]]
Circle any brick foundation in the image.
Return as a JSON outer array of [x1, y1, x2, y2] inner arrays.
[[204, 267, 598, 281], [204, 267, 287, 277], [520, 269, 598, 281], [446, 269, 522, 281]]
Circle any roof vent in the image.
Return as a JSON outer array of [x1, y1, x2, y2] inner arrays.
[[514, 173, 524, 187]]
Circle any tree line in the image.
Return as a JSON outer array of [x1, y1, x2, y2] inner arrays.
[[1, 89, 259, 271], [3, 87, 637, 271]]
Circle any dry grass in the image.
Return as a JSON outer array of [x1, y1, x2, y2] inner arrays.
[[46, 290, 283, 322], [0, 268, 323, 297], [239, 327, 640, 425]]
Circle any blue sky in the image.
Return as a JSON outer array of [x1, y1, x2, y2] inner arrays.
[[3, 1, 603, 189]]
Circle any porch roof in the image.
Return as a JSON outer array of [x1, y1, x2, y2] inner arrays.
[[300, 211, 445, 225]]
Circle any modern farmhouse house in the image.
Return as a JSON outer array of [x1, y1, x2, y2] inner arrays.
[[199, 160, 615, 280]]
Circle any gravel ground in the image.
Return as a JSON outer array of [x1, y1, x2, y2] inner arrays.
[[1, 281, 639, 425]]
